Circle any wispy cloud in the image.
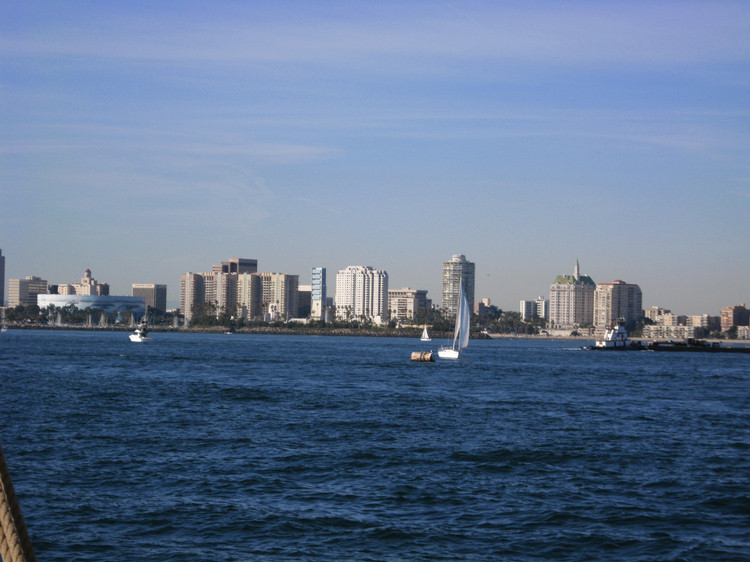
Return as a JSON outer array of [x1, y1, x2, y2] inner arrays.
[[2, 1, 749, 70]]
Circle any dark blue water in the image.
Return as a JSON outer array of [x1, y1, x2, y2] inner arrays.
[[1, 330, 749, 561]]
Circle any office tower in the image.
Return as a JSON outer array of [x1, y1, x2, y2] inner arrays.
[[8, 276, 49, 307], [311, 267, 327, 321], [258, 273, 299, 320], [237, 272, 262, 321], [334, 266, 389, 324], [132, 284, 167, 314], [549, 260, 595, 328], [441, 254, 475, 317], [388, 288, 431, 322], [213, 258, 258, 274], [0, 249, 4, 306], [593, 280, 643, 329]]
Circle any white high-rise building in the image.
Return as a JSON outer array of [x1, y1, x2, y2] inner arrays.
[[334, 266, 389, 324], [441, 254, 475, 317]]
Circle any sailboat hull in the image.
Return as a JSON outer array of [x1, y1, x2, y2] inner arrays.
[[437, 348, 460, 359]]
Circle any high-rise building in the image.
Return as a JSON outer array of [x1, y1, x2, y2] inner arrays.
[[8, 276, 49, 307], [237, 272, 262, 321], [311, 267, 327, 321], [535, 296, 549, 319], [521, 297, 549, 320], [258, 272, 299, 320], [213, 258, 258, 274], [721, 303, 749, 331], [388, 288, 431, 322], [520, 300, 536, 320], [180, 273, 205, 322], [132, 284, 167, 313], [0, 249, 5, 306], [593, 280, 643, 329], [335, 266, 389, 324], [549, 260, 595, 328], [442, 254, 475, 318]]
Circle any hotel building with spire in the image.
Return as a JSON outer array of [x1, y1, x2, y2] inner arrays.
[[549, 260, 595, 329]]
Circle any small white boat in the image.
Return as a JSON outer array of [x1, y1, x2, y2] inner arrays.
[[420, 326, 431, 342], [129, 322, 151, 342], [438, 279, 470, 360]]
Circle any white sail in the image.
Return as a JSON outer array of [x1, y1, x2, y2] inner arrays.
[[421, 326, 431, 341], [438, 279, 469, 359], [456, 286, 470, 351]]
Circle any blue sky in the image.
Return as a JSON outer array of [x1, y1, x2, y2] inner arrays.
[[2, 1, 749, 313]]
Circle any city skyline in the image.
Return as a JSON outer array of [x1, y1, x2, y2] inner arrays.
[[3, 253, 746, 320], [2, 2, 749, 314]]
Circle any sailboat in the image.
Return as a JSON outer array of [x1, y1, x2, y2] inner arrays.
[[438, 279, 470, 360], [420, 325, 431, 342]]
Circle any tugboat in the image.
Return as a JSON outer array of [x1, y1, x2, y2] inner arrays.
[[589, 321, 644, 350]]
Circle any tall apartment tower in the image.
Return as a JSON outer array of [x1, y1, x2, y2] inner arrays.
[[132, 284, 168, 314], [593, 280, 643, 329], [311, 267, 327, 321], [237, 273, 262, 321], [334, 265, 389, 324], [180, 273, 205, 322], [549, 260, 595, 329], [441, 254, 475, 318], [258, 273, 299, 320], [0, 249, 5, 306]]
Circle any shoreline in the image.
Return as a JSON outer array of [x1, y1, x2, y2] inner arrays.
[[3, 324, 746, 344]]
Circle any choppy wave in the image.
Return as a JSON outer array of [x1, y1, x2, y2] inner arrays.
[[1, 331, 749, 561]]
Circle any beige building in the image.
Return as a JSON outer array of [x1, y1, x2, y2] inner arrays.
[[57, 269, 109, 296], [388, 288, 431, 322], [549, 260, 595, 329], [593, 280, 643, 329], [180, 272, 205, 322], [237, 272, 262, 321], [258, 272, 299, 321], [642, 324, 698, 340], [8, 276, 48, 307]]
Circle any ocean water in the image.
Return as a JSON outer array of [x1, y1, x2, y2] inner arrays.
[[1, 329, 749, 561]]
